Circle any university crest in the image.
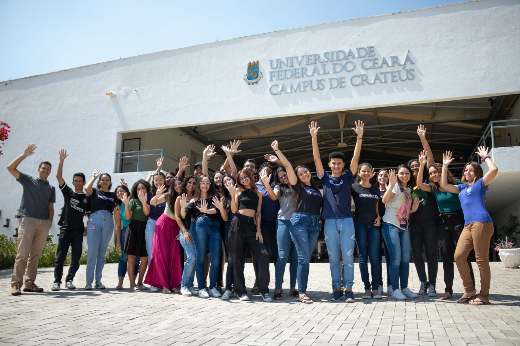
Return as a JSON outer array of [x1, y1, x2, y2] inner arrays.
[[244, 61, 263, 85]]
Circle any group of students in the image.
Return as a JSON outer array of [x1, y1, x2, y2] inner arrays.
[[8, 122, 498, 306]]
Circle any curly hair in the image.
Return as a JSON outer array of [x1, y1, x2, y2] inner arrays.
[[112, 185, 130, 210], [429, 163, 457, 190], [130, 179, 151, 200]]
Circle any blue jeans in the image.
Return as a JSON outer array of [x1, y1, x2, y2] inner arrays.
[[289, 212, 320, 294], [354, 222, 380, 290], [86, 210, 114, 284], [382, 222, 411, 290], [179, 224, 197, 287], [118, 227, 141, 278], [194, 217, 222, 289], [324, 217, 356, 290], [275, 219, 298, 290], [145, 218, 157, 266]]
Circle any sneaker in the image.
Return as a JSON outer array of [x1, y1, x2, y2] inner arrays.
[[94, 281, 105, 289], [221, 290, 232, 300], [261, 292, 273, 302], [391, 289, 407, 300], [209, 287, 222, 298], [198, 288, 209, 298], [23, 282, 44, 292], [330, 290, 343, 301], [52, 283, 60, 291], [239, 294, 250, 301], [11, 284, 21, 296], [401, 287, 418, 298], [345, 290, 355, 303], [181, 286, 192, 296], [362, 290, 372, 299], [188, 287, 197, 296], [418, 282, 427, 295], [387, 285, 394, 294], [428, 284, 437, 297], [150, 286, 159, 292], [251, 285, 260, 295], [66, 281, 76, 289], [372, 290, 383, 299], [378, 285, 383, 295], [85, 283, 92, 290]]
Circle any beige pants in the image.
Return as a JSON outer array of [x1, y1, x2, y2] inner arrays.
[[11, 216, 52, 287], [454, 222, 494, 301]]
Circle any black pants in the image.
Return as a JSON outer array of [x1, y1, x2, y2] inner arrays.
[[217, 220, 226, 287], [253, 220, 277, 285], [410, 220, 439, 286], [438, 210, 475, 294], [229, 214, 270, 295], [54, 227, 83, 284]]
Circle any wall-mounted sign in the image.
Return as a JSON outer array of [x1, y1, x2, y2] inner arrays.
[[244, 61, 263, 85]]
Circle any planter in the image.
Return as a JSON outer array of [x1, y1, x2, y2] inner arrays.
[[498, 248, 520, 268]]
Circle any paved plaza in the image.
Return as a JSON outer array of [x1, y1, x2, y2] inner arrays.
[[1, 262, 520, 346]]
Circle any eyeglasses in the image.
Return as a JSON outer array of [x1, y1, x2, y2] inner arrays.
[[278, 173, 288, 180], [200, 182, 211, 186], [244, 165, 255, 169], [239, 176, 250, 182], [410, 164, 420, 169]]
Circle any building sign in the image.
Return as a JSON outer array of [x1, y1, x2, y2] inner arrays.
[[265, 46, 415, 95]]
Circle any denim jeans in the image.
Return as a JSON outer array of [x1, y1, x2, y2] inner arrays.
[[86, 210, 114, 284], [118, 227, 140, 278], [194, 217, 222, 289], [289, 212, 320, 294], [354, 222, 380, 291], [275, 219, 298, 290], [324, 217, 356, 290], [382, 222, 411, 290], [179, 224, 197, 288], [145, 218, 158, 266], [378, 229, 391, 287]]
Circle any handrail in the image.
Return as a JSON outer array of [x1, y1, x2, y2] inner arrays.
[[115, 148, 184, 173], [469, 119, 520, 163]]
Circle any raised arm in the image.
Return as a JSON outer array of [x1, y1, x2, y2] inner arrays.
[[7, 144, 36, 180], [350, 120, 364, 174], [223, 140, 241, 176], [85, 169, 101, 196], [56, 149, 68, 187], [259, 170, 278, 201], [122, 193, 132, 219], [271, 140, 297, 186], [177, 156, 189, 177], [476, 146, 498, 187], [150, 185, 168, 205], [309, 121, 324, 177], [416, 151, 431, 192], [180, 194, 188, 219], [417, 125, 435, 166], [227, 184, 238, 214], [440, 151, 460, 194], [382, 169, 397, 204], [255, 191, 263, 244], [202, 144, 216, 176], [213, 196, 229, 221], [139, 191, 150, 216], [221, 145, 237, 179]]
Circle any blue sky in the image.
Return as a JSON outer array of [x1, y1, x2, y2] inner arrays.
[[0, 0, 463, 82]]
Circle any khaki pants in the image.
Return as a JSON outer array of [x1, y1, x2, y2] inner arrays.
[[454, 222, 494, 301], [11, 216, 52, 287]]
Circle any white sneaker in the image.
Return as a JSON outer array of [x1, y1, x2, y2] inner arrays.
[[428, 284, 437, 297], [84, 283, 92, 290], [188, 287, 197, 296], [150, 286, 159, 292], [260, 292, 272, 302], [221, 290, 232, 300], [209, 287, 221, 297], [391, 289, 407, 300], [65, 281, 76, 289], [198, 288, 209, 298], [52, 283, 60, 291], [239, 294, 250, 301], [387, 285, 394, 294], [401, 287, 418, 298], [418, 282, 427, 295], [94, 281, 105, 289], [181, 286, 192, 296]]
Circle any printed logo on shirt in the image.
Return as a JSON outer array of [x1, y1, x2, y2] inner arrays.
[[358, 193, 379, 199], [97, 194, 113, 202], [305, 186, 322, 196]]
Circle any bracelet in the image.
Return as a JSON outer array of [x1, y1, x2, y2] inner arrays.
[[357, 137, 362, 140], [480, 155, 491, 162]]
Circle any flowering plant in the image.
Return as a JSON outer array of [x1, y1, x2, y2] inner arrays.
[[0, 121, 10, 155], [495, 237, 516, 251]]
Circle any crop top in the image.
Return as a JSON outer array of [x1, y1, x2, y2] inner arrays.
[[238, 189, 259, 210]]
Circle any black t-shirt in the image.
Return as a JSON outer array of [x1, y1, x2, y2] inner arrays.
[[378, 189, 386, 219], [409, 187, 439, 223], [293, 184, 323, 216], [58, 183, 90, 230], [351, 183, 380, 225], [185, 198, 221, 221], [89, 187, 114, 214]]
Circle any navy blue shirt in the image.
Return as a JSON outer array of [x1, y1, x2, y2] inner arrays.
[[457, 178, 492, 226], [319, 170, 354, 219], [256, 182, 280, 222], [147, 193, 166, 220], [293, 184, 322, 216]]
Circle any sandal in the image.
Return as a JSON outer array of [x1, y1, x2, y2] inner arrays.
[[115, 285, 123, 290], [291, 290, 299, 297], [162, 288, 171, 294], [274, 293, 283, 300], [469, 297, 490, 305], [299, 294, 313, 304], [439, 292, 452, 300], [139, 285, 148, 291], [133, 286, 141, 292], [457, 293, 477, 304]]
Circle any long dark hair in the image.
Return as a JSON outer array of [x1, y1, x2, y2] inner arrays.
[[221, 174, 236, 210], [273, 167, 292, 197], [168, 176, 184, 214], [193, 175, 216, 201], [96, 173, 112, 190], [237, 169, 258, 193], [396, 164, 415, 192], [354, 162, 372, 184], [293, 165, 321, 210], [429, 163, 457, 190], [130, 179, 151, 200], [112, 185, 130, 210], [258, 162, 274, 186], [150, 172, 166, 194], [182, 175, 197, 196]]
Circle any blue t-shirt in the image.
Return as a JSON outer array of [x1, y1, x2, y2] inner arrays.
[[147, 193, 166, 220], [319, 170, 354, 219], [256, 182, 280, 222], [457, 177, 492, 226]]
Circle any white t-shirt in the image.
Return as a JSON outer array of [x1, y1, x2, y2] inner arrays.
[[382, 183, 412, 230]]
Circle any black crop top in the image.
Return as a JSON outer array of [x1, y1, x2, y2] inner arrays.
[[238, 189, 259, 210]]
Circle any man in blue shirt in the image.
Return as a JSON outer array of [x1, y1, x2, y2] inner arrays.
[[310, 120, 364, 303]]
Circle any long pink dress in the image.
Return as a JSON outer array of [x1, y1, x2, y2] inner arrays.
[[144, 213, 182, 289]]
